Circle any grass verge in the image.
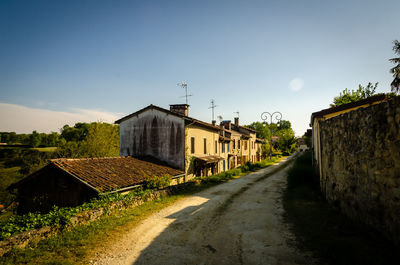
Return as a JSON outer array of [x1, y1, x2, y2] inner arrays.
[[1, 195, 183, 265], [283, 151, 400, 265]]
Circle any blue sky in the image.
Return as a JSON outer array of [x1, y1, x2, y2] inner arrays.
[[1, 0, 399, 135]]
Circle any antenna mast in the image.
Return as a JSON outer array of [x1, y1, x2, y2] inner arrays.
[[177, 82, 192, 104], [208, 99, 218, 121]]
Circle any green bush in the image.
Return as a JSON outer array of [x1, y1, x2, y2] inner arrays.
[[241, 165, 250, 172], [229, 168, 241, 176], [143, 175, 172, 190]]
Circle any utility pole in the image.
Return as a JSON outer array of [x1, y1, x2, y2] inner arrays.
[[177, 82, 192, 104]]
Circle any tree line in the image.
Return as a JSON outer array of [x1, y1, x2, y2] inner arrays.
[[1, 122, 119, 157], [0, 122, 119, 176], [246, 120, 297, 157]]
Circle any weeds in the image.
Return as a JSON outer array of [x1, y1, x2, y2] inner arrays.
[[0, 188, 152, 240]]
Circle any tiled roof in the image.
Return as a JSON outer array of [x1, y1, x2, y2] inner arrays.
[[50, 157, 184, 193], [238, 125, 256, 133], [190, 118, 221, 131]]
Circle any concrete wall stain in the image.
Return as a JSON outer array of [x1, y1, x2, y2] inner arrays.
[[151, 117, 159, 156], [169, 123, 176, 157], [119, 109, 185, 169]]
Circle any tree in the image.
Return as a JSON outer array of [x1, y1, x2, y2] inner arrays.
[[29, 131, 41, 147], [330, 82, 378, 107], [247, 122, 271, 159], [42, 132, 60, 147], [247, 120, 296, 157], [56, 141, 83, 158], [60, 123, 89, 142], [56, 122, 119, 158], [247, 122, 270, 140], [390, 40, 400, 94], [277, 120, 291, 130], [81, 122, 119, 157], [276, 129, 297, 155], [0, 133, 10, 143]]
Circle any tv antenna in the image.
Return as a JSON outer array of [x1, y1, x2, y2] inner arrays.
[[208, 99, 218, 121], [217, 115, 223, 123], [177, 82, 192, 104], [234, 111, 239, 118]]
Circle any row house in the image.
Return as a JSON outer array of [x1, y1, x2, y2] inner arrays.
[[115, 104, 264, 179], [220, 119, 263, 168]]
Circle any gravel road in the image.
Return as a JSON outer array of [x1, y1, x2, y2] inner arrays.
[[92, 156, 315, 265]]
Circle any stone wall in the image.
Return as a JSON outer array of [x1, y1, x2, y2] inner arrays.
[[319, 96, 400, 244]]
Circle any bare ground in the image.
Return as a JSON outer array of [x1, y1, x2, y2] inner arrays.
[[91, 156, 316, 265]]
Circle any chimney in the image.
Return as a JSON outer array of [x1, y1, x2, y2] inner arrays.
[[212, 120, 216, 126], [170, 104, 189, 116], [226, 121, 232, 130], [234, 117, 239, 126]]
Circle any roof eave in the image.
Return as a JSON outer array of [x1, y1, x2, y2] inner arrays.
[[115, 104, 191, 124]]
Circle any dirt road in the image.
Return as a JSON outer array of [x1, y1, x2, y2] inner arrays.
[[92, 156, 315, 265]]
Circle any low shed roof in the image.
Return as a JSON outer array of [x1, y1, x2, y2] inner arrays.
[[12, 157, 184, 193]]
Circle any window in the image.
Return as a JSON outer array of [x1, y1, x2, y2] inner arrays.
[[191, 137, 195, 154], [244, 140, 248, 150], [227, 142, 230, 152], [238, 140, 241, 149], [222, 143, 225, 153], [223, 160, 226, 171], [215, 140, 217, 153], [204, 138, 207, 154], [233, 139, 236, 149]]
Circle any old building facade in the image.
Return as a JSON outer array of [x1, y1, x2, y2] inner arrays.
[[116, 104, 265, 179]]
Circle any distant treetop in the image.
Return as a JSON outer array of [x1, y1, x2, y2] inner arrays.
[[330, 82, 378, 107]]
